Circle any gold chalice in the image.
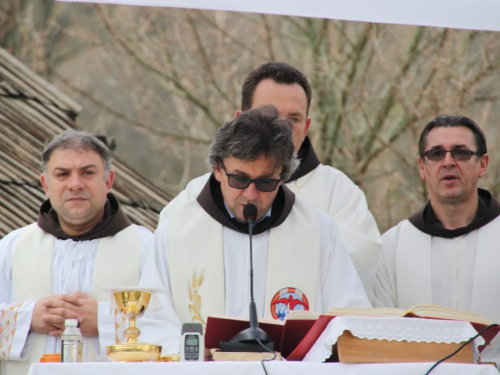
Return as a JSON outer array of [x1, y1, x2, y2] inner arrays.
[[106, 290, 162, 362]]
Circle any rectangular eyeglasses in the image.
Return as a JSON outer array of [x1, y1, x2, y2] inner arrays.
[[423, 149, 480, 161]]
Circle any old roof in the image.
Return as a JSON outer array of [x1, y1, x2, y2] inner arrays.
[[0, 47, 172, 237]]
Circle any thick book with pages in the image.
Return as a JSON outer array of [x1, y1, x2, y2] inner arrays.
[[285, 304, 499, 361]]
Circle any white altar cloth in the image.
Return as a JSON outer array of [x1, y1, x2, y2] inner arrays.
[[304, 316, 484, 362], [28, 361, 499, 375]]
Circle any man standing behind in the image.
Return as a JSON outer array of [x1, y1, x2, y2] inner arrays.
[[159, 62, 381, 296], [0, 130, 176, 375], [373, 115, 500, 364], [154, 106, 369, 329]]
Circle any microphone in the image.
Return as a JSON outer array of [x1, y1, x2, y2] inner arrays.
[[223, 203, 273, 352], [243, 203, 258, 224]]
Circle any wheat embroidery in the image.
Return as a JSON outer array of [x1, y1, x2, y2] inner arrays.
[[187, 268, 206, 327]]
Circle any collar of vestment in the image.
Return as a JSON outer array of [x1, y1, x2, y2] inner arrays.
[[286, 136, 321, 182], [37, 192, 133, 240], [224, 201, 272, 225], [196, 173, 295, 235], [408, 188, 500, 238]]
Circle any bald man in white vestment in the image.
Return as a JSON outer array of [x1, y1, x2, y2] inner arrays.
[[373, 115, 500, 366], [158, 62, 382, 298], [154, 106, 369, 344], [0, 130, 179, 375]]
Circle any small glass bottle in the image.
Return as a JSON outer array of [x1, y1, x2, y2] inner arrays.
[[61, 319, 83, 362]]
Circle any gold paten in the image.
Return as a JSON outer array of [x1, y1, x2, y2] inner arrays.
[[107, 343, 161, 362], [106, 290, 162, 362]]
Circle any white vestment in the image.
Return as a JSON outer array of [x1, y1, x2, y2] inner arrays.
[[0, 224, 180, 375], [158, 164, 382, 296], [154, 195, 370, 337], [373, 217, 500, 366]]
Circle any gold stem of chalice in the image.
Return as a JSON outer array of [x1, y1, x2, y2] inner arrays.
[[125, 313, 140, 343], [114, 291, 149, 343], [106, 290, 162, 362]]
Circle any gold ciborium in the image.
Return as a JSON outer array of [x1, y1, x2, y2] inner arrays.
[[106, 290, 162, 362]]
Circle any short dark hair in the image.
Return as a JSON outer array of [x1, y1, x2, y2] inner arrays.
[[42, 129, 112, 178], [241, 62, 312, 113], [208, 105, 299, 181], [418, 115, 487, 158]]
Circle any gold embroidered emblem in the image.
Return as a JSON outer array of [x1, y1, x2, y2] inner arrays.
[[188, 269, 206, 327]]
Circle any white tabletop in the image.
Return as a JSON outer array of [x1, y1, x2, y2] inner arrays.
[[28, 361, 499, 375]]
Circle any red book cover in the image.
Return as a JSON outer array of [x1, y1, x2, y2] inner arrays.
[[285, 314, 335, 361], [280, 319, 318, 358], [205, 316, 284, 350], [205, 313, 319, 358]]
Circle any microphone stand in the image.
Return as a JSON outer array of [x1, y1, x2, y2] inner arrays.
[[220, 206, 274, 352]]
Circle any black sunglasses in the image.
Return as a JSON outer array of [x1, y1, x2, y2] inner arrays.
[[220, 162, 281, 192], [423, 149, 481, 162]]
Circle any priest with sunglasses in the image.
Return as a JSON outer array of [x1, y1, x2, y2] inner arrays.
[[153, 106, 369, 332], [158, 62, 382, 300], [373, 115, 500, 366]]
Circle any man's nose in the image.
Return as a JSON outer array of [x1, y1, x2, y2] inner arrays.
[[442, 151, 456, 166], [68, 173, 84, 190], [243, 182, 259, 200]]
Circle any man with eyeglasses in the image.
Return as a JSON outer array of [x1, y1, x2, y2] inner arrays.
[[153, 106, 369, 330], [158, 62, 382, 298], [373, 115, 500, 365]]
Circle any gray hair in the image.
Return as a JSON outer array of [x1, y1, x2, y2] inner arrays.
[[208, 105, 299, 181], [41, 129, 112, 178]]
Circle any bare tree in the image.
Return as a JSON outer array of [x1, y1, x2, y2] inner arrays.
[[5, 2, 500, 231]]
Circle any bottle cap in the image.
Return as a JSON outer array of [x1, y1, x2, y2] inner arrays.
[[64, 319, 78, 326], [40, 353, 61, 362]]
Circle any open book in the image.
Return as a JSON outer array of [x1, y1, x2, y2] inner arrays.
[[205, 310, 320, 358], [325, 304, 493, 325], [205, 304, 498, 361], [285, 304, 498, 361]]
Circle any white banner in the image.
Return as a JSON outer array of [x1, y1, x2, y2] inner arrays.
[[57, 0, 500, 32]]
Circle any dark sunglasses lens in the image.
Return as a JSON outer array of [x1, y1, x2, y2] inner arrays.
[[228, 175, 250, 189], [255, 179, 279, 192]]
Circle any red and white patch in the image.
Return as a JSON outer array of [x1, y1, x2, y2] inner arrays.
[[270, 287, 309, 320]]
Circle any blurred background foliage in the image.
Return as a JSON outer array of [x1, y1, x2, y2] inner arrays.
[[2, 0, 500, 232]]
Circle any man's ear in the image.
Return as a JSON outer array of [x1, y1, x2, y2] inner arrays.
[[234, 110, 242, 118], [214, 164, 223, 182], [105, 170, 115, 192], [479, 153, 489, 178], [417, 156, 426, 180], [40, 173, 50, 196], [304, 117, 311, 136]]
